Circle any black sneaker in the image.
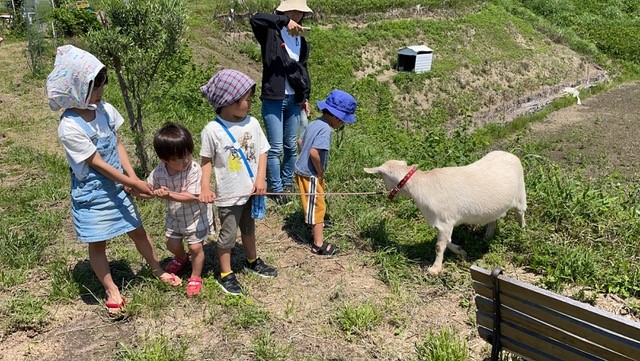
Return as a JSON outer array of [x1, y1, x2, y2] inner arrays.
[[245, 258, 278, 278], [217, 273, 244, 296]]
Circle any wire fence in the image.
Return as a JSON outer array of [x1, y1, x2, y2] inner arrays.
[[22, 0, 55, 75]]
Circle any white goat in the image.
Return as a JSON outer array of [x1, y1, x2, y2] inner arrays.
[[364, 151, 526, 275]]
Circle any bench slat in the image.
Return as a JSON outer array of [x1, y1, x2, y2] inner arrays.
[[501, 293, 640, 360], [473, 280, 493, 299], [476, 296, 635, 360], [470, 266, 640, 342], [477, 312, 605, 361], [477, 314, 566, 361], [470, 265, 640, 360], [498, 280, 640, 346]]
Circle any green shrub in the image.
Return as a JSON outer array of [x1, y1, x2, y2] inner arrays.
[[50, 8, 100, 37]]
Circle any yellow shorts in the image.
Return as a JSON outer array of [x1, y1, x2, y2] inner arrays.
[[295, 174, 326, 225]]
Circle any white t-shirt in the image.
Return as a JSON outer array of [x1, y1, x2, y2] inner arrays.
[[57, 102, 125, 180], [280, 28, 301, 96], [200, 115, 270, 207]]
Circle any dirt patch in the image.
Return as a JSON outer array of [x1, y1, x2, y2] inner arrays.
[[189, 29, 262, 81], [526, 81, 640, 179]]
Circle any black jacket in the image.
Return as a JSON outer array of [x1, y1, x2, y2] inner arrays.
[[250, 13, 311, 104]]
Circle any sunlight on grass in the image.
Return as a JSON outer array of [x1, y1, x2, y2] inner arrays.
[[2, 291, 49, 334], [115, 333, 187, 361], [251, 331, 291, 361], [415, 328, 468, 361], [335, 301, 382, 337]]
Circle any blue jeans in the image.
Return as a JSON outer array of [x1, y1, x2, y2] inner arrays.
[[261, 95, 300, 192]]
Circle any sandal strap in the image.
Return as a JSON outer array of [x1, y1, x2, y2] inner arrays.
[[312, 242, 336, 255], [187, 277, 202, 285]]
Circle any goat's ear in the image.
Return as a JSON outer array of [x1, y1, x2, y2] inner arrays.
[[411, 164, 419, 169], [363, 167, 380, 174]]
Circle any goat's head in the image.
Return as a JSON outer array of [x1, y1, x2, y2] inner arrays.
[[364, 160, 417, 192]]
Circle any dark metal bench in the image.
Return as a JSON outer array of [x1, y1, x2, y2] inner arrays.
[[470, 265, 640, 360]]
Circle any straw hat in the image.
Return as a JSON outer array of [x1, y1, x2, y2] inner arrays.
[[276, 0, 313, 13]]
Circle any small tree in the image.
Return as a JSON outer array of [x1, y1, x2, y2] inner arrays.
[[87, 0, 186, 173]]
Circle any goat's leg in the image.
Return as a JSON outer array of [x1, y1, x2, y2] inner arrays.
[[428, 225, 453, 276], [447, 242, 467, 260], [484, 221, 497, 240], [517, 209, 525, 228]]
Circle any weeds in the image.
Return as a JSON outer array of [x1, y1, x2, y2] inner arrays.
[[205, 295, 270, 329], [115, 334, 187, 361], [335, 301, 382, 337], [3, 291, 49, 334], [415, 328, 468, 361], [251, 331, 291, 361]]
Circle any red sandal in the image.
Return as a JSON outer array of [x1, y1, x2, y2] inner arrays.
[[164, 256, 188, 274], [105, 297, 126, 314], [186, 277, 202, 296]]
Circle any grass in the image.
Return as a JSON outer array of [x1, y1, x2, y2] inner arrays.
[[251, 331, 291, 361], [3, 291, 49, 334], [1, 0, 640, 358], [115, 333, 188, 361], [335, 301, 382, 337], [415, 328, 468, 361]]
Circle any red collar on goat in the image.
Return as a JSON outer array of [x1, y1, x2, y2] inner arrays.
[[388, 167, 417, 201]]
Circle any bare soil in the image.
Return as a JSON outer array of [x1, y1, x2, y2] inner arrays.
[[526, 81, 640, 179], [2, 25, 640, 361]]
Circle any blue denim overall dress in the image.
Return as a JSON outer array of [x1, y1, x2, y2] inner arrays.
[[65, 109, 142, 242]]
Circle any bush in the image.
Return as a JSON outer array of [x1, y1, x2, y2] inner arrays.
[[50, 7, 100, 37]]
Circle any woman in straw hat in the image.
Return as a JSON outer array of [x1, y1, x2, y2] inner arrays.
[[250, 0, 313, 205]]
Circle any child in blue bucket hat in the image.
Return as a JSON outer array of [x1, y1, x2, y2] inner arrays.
[[294, 90, 357, 255]]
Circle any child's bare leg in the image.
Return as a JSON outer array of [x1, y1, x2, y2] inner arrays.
[[312, 223, 324, 248], [127, 226, 181, 286], [188, 242, 204, 279], [218, 247, 232, 274], [87, 241, 122, 304], [241, 233, 257, 261], [166, 237, 188, 260]]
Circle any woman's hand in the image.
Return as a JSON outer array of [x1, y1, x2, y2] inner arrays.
[[302, 101, 311, 115], [286, 19, 304, 36]]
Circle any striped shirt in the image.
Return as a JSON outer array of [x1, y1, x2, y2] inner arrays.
[[147, 161, 215, 236]]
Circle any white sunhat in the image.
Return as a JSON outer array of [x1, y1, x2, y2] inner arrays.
[[276, 0, 313, 13]]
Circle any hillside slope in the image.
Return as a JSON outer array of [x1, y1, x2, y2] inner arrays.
[[188, 3, 608, 132]]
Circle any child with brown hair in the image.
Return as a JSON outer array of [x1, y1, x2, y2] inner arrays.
[[146, 123, 215, 296]]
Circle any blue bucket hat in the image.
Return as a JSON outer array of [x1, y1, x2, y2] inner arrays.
[[317, 90, 357, 124]]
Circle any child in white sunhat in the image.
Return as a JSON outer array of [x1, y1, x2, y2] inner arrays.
[[295, 89, 357, 256], [46, 45, 181, 315], [146, 123, 216, 297], [199, 69, 278, 296]]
